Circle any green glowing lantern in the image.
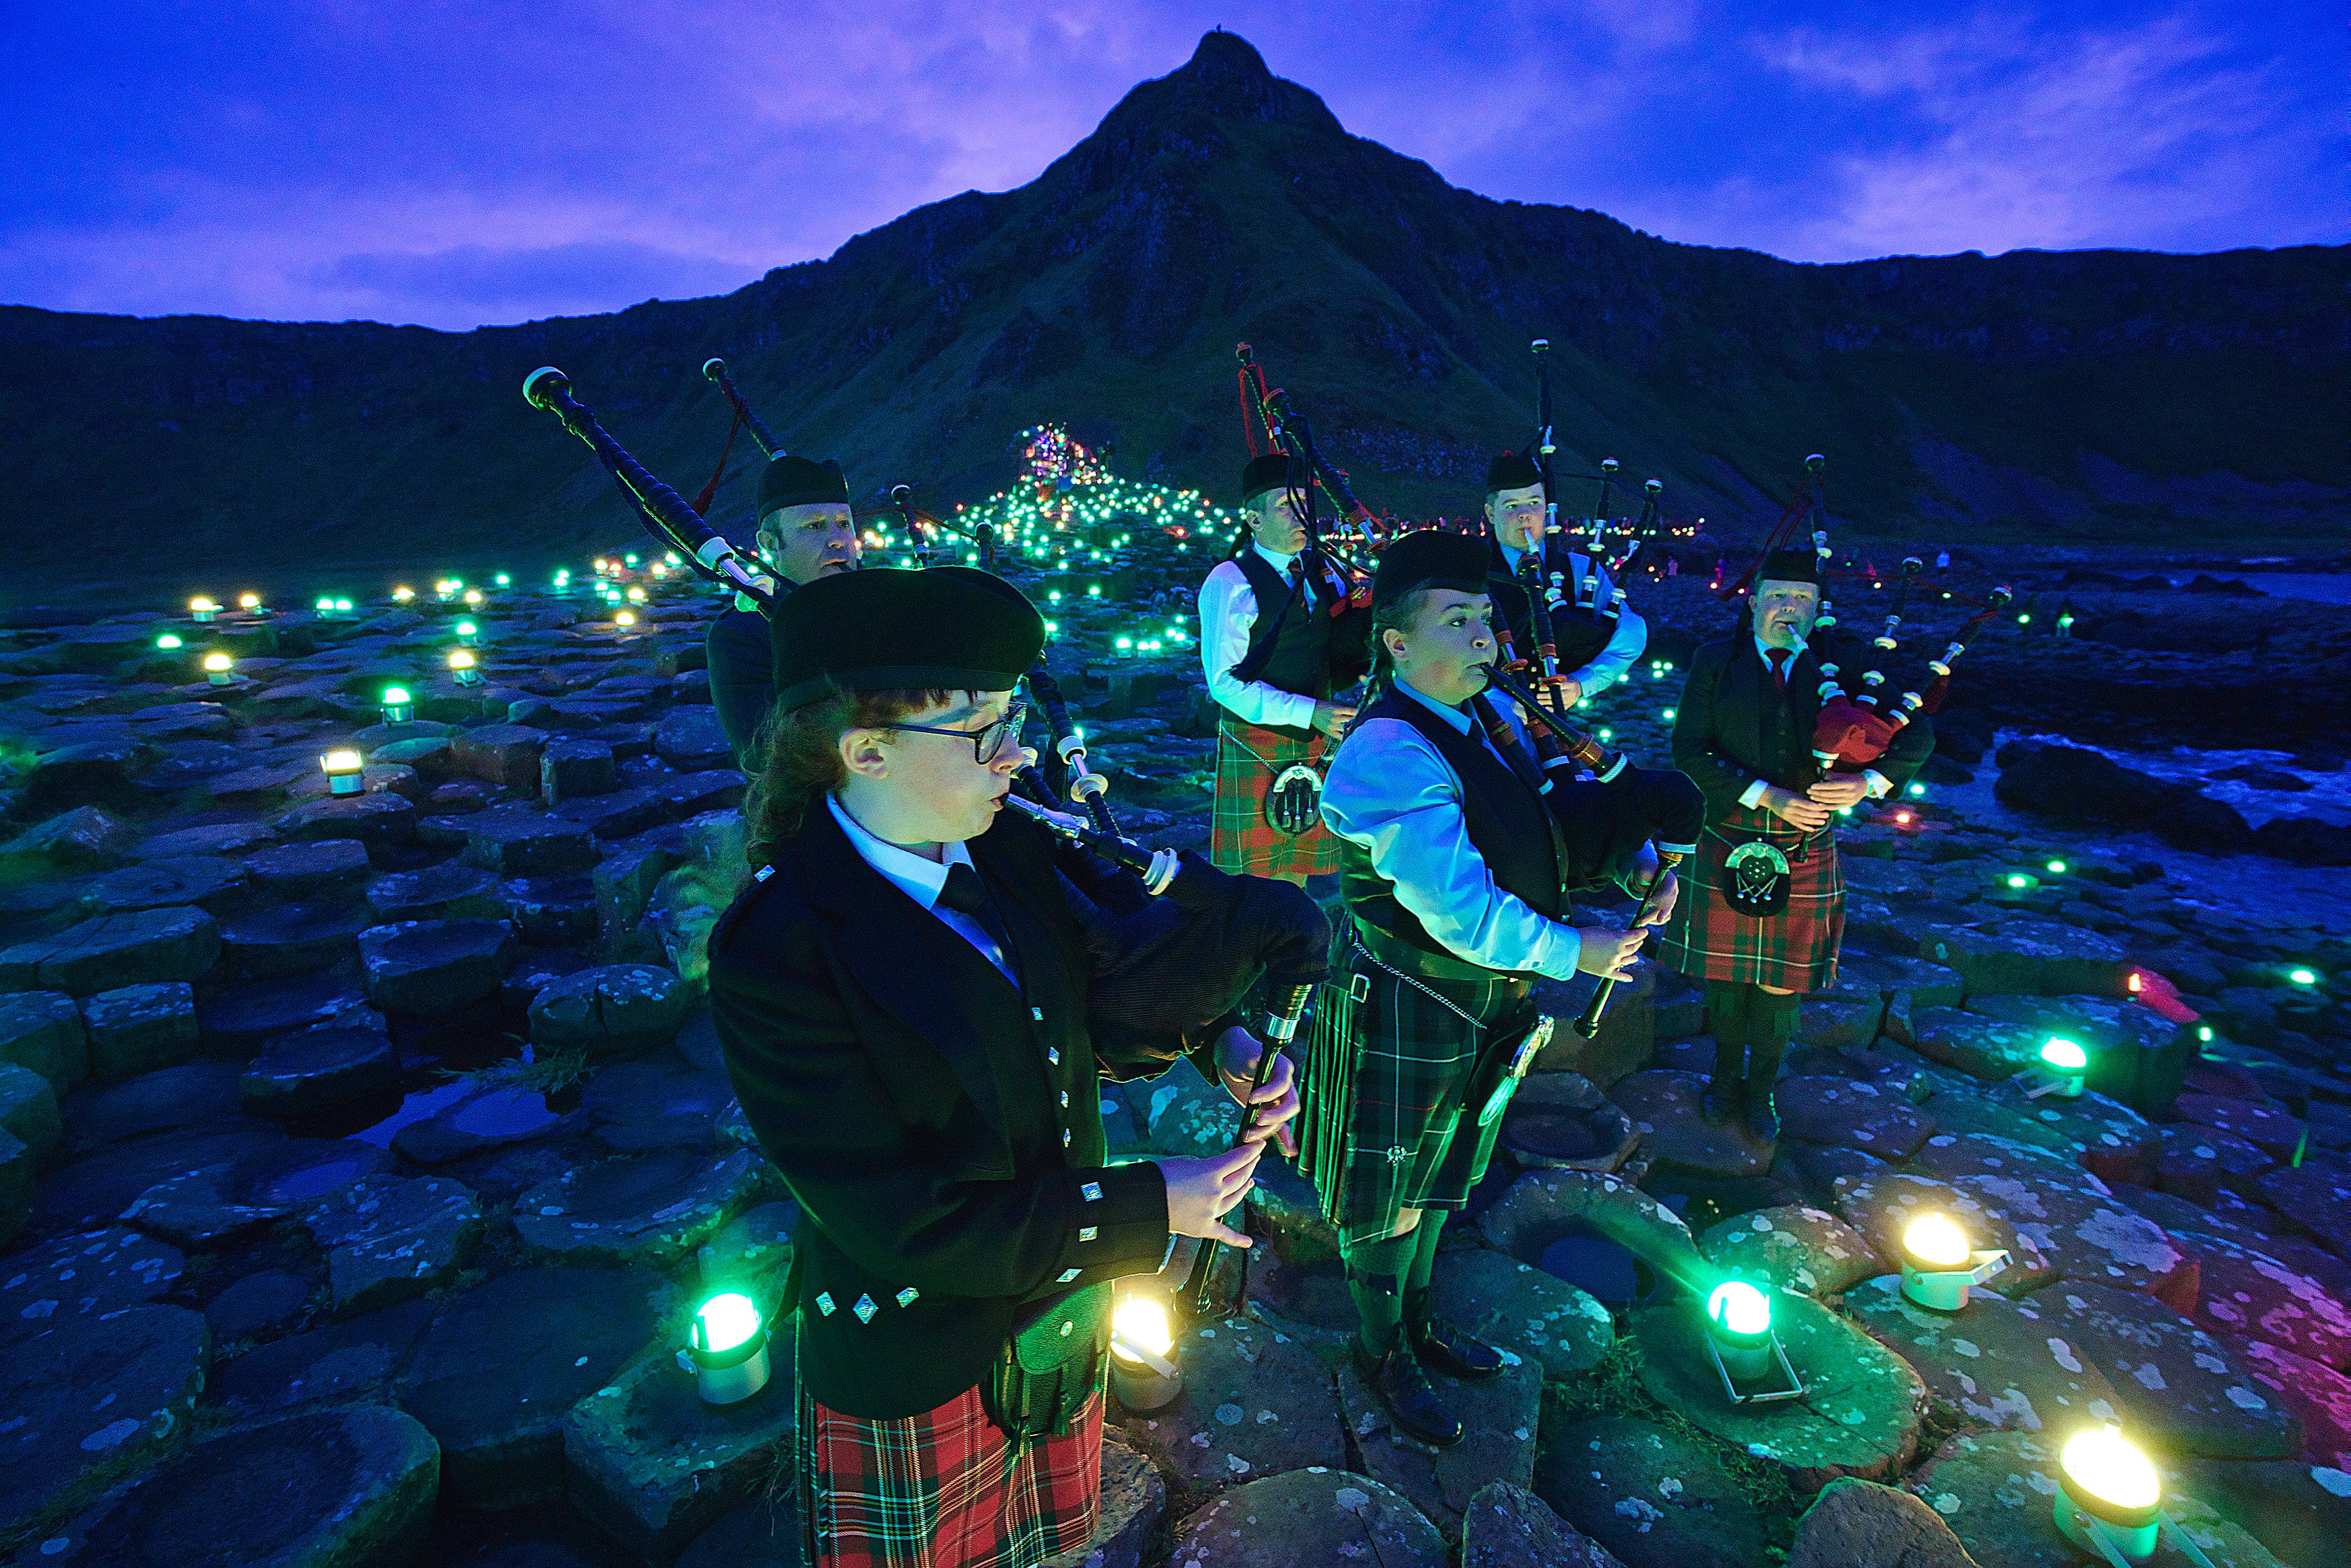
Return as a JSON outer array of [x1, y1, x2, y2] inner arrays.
[[1661, 708, 1676, 721], [494, 573, 511, 587], [155, 633, 183, 650], [2289, 968, 2317, 986], [2021, 1036, 2087, 1100], [455, 620, 479, 644], [381, 686, 414, 724], [1907, 782, 1927, 797], [1705, 1281, 1774, 1384], [2046, 859, 2067, 874], [680, 1291, 772, 1405]]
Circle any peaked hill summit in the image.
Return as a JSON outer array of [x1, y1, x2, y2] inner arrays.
[[2, 30, 2342, 592]]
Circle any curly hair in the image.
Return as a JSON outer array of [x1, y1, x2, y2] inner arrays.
[[741, 687, 952, 864]]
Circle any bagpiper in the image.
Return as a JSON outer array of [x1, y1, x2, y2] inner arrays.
[[707, 566, 1301, 1568], [1198, 450, 1368, 886], [1306, 529, 1659, 1448], [707, 453, 863, 768], [1480, 450, 1646, 707], [1652, 547, 1933, 1139]]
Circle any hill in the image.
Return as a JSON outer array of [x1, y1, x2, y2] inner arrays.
[[2, 30, 2343, 600]]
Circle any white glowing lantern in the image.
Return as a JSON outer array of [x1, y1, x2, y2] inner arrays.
[[190, 596, 218, 623], [1110, 1294, 1181, 1410], [203, 651, 234, 685], [448, 649, 481, 686], [1898, 1214, 2009, 1312], [320, 749, 365, 797], [614, 610, 636, 628], [2054, 1426, 2165, 1561]]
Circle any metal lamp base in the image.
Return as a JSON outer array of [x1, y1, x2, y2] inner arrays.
[[1705, 1332, 1806, 1405]]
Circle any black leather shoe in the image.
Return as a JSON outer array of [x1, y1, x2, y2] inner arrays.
[[1701, 1079, 1739, 1125], [1353, 1338, 1464, 1448], [1746, 1089, 1781, 1143], [1404, 1296, 1504, 1379]]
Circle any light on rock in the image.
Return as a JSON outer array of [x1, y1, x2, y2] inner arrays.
[[381, 686, 414, 725], [2053, 1424, 2164, 1561], [680, 1292, 771, 1405], [1899, 1213, 2008, 1311], [190, 596, 218, 623], [448, 649, 481, 686], [320, 749, 365, 796], [203, 652, 235, 685], [1110, 1292, 1181, 1409], [155, 633, 182, 650]]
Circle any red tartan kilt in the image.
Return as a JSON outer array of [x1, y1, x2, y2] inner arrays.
[[804, 1382, 1104, 1568], [1653, 805, 1844, 993], [1210, 718, 1339, 880]]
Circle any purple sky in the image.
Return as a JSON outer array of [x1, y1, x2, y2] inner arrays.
[[2, 2, 2338, 330]]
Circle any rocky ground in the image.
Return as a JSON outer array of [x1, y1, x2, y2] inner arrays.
[[0, 549, 2346, 1567]]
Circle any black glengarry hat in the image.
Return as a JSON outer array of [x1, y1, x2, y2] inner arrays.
[[758, 455, 851, 521], [1755, 547, 1822, 586], [1373, 529, 1490, 610], [1485, 450, 1542, 493], [771, 567, 1043, 712], [1241, 451, 1305, 503]]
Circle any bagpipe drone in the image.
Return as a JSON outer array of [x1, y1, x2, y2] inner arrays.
[[1729, 454, 2010, 781]]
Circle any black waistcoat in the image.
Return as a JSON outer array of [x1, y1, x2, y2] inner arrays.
[[1340, 690, 1565, 965], [1485, 537, 1616, 674], [1229, 549, 1334, 738]]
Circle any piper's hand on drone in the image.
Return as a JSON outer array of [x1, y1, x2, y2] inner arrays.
[[1631, 866, 1679, 927], [1546, 675, 1585, 709]]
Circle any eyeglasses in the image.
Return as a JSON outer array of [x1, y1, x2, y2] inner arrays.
[[886, 698, 1030, 764]]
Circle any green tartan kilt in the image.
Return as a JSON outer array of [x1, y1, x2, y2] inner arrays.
[[1299, 930, 1538, 1248]]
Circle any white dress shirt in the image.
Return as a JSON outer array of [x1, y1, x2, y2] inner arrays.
[[1320, 677, 1583, 979], [827, 795, 1016, 984], [1198, 542, 1322, 730]]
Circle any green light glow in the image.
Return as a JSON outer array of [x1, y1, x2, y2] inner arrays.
[[382, 686, 412, 705], [2041, 1037, 2087, 1071], [1707, 1281, 1771, 1337], [2006, 874, 2031, 889], [2289, 968, 2317, 986], [1907, 782, 1927, 797], [694, 1292, 761, 1353], [2046, 860, 2067, 874], [155, 634, 182, 649], [495, 573, 511, 586], [2197, 1026, 2214, 1042], [455, 621, 477, 638]]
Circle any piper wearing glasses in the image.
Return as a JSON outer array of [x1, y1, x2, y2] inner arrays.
[[1480, 450, 1646, 709], [707, 566, 1301, 1568]]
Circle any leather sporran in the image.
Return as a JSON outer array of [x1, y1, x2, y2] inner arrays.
[[1720, 840, 1792, 918], [1265, 761, 1324, 837], [984, 1283, 1111, 1440]]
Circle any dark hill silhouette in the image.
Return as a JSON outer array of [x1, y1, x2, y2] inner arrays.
[[2, 30, 2343, 595]]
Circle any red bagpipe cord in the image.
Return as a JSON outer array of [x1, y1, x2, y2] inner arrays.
[[690, 404, 746, 517]]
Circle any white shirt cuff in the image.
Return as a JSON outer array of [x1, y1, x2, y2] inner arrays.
[[1863, 770, 1891, 799], [1738, 779, 1770, 810]]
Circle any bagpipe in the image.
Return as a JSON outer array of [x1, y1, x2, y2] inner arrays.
[[523, 366, 781, 608], [1505, 341, 1664, 682], [1730, 455, 2010, 777], [701, 358, 980, 570], [1230, 343, 1380, 632], [1475, 661, 1703, 1037]]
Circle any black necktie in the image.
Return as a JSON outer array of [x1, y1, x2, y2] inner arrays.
[[938, 861, 1013, 957]]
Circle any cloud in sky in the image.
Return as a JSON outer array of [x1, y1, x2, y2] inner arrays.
[[0, 1, 2335, 329]]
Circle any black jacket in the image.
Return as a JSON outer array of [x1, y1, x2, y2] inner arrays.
[[1670, 635, 1934, 823], [707, 603, 781, 771], [1483, 536, 1633, 677], [707, 804, 1183, 1419]]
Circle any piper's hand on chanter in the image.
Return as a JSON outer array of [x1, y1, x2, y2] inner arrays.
[[1574, 924, 1648, 981], [1215, 1028, 1301, 1157], [1312, 700, 1356, 740], [1160, 1143, 1263, 1246], [1761, 786, 1835, 831], [1807, 776, 1871, 810]]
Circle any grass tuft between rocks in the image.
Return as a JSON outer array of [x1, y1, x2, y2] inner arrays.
[[1538, 1332, 1806, 1562]]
